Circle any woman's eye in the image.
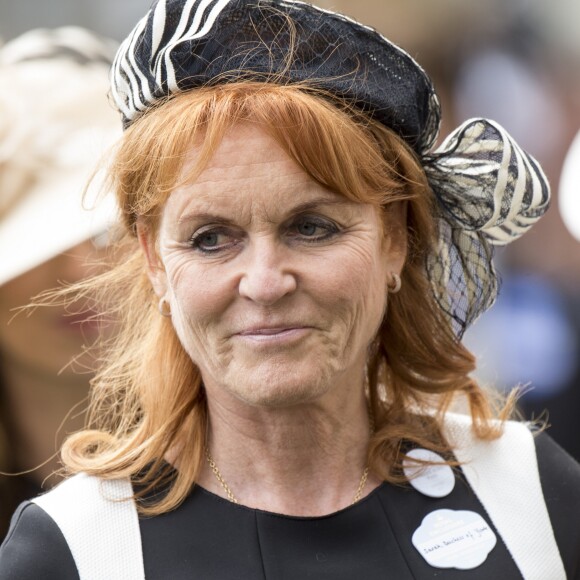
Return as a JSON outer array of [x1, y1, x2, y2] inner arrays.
[[198, 232, 220, 247], [297, 221, 319, 236], [190, 228, 237, 253], [290, 216, 339, 241]]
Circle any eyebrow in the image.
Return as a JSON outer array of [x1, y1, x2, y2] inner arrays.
[[176, 196, 353, 226], [289, 198, 353, 213], [177, 213, 232, 226]]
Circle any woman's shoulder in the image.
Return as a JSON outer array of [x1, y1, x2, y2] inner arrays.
[[443, 412, 579, 578], [0, 501, 79, 580], [534, 429, 580, 488], [534, 430, 580, 579], [447, 412, 580, 486], [0, 473, 144, 580], [34, 472, 145, 579], [445, 413, 580, 519], [0, 474, 122, 580]]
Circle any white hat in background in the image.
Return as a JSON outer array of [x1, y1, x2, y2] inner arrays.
[[0, 27, 121, 286], [559, 129, 580, 242]]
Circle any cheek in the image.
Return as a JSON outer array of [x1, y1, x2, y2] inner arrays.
[[164, 255, 235, 340], [311, 243, 388, 331]]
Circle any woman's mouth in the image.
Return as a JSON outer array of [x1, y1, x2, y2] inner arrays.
[[236, 326, 311, 344]]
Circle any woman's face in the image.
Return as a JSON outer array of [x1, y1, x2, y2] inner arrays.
[[141, 124, 405, 409]]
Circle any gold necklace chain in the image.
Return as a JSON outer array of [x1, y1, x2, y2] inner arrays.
[[205, 448, 370, 506], [351, 465, 370, 504], [205, 448, 239, 504]]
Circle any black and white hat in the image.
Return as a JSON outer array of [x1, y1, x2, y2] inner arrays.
[[111, 0, 550, 336], [112, 0, 440, 152]]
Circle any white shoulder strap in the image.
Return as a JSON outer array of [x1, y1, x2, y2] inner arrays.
[[442, 412, 566, 580], [32, 473, 145, 580]]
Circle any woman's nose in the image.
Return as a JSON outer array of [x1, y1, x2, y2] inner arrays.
[[238, 239, 297, 305]]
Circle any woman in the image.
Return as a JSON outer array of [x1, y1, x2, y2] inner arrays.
[[1, 1, 579, 578], [0, 27, 119, 538]]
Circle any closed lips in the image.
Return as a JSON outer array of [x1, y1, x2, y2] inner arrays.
[[238, 326, 309, 336]]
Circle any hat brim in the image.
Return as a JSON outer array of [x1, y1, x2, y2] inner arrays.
[[0, 127, 119, 286]]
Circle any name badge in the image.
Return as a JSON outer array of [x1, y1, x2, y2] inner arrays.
[[412, 509, 497, 570], [403, 448, 455, 498]]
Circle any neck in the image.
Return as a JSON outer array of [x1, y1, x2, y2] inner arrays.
[[198, 386, 379, 516]]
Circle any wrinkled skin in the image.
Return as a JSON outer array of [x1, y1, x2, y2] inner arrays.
[[141, 123, 406, 412]]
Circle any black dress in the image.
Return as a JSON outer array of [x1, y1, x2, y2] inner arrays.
[[1, 433, 579, 579]]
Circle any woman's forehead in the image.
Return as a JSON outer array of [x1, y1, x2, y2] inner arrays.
[[184, 123, 297, 179], [153, 123, 390, 233], [167, 168, 356, 225], [156, 128, 371, 226]]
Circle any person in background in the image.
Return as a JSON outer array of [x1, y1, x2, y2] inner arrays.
[[0, 27, 120, 538], [1, 1, 579, 578]]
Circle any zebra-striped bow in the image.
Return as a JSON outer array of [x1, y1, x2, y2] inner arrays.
[[424, 118, 550, 334]]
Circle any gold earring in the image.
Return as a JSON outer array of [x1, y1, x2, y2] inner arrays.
[[158, 297, 172, 317], [387, 273, 401, 294]]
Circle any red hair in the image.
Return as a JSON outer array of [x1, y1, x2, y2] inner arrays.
[[56, 83, 512, 514]]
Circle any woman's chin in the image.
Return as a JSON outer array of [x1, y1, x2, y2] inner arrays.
[[220, 366, 334, 409]]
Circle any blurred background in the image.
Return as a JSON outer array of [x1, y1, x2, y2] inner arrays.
[[0, 0, 578, 474]]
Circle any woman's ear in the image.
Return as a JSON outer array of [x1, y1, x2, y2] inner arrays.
[[136, 220, 168, 298], [383, 201, 408, 277]]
